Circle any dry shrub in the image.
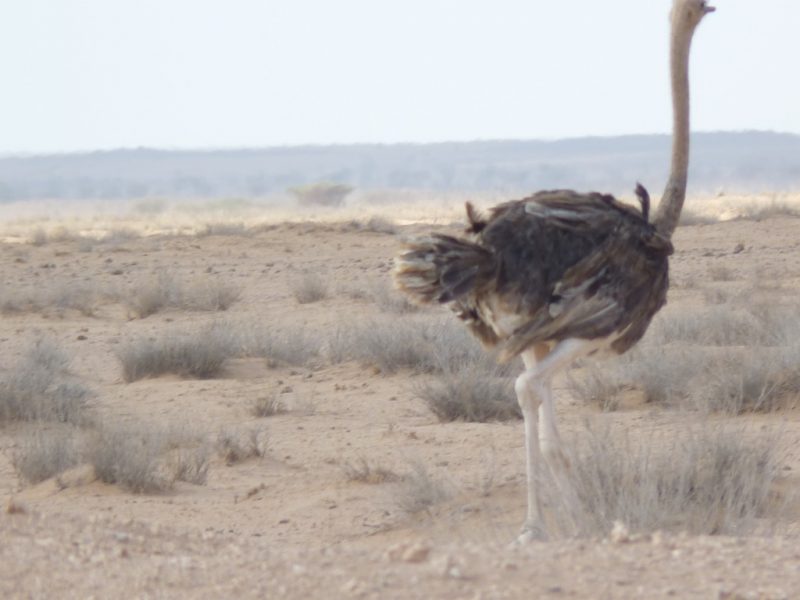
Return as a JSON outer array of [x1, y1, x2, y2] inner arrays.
[[549, 422, 782, 538], [30, 227, 48, 246], [246, 325, 320, 368], [102, 228, 140, 244], [738, 200, 800, 221], [694, 348, 800, 413], [216, 426, 268, 464], [88, 422, 209, 493], [88, 424, 171, 493], [125, 272, 178, 317], [572, 341, 800, 415], [567, 366, 626, 412], [126, 271, 241, 318], [290, 272, 329, 304], [289, 182, 353, 207], [48, 282, 100, 316], [0, 280, 102, 317], [331, 316, 501, 375], [416, 366, 519, 422], [198, 222, 250, 237], [365, 216, 398, 234], [0, 286, 36, 314], [649, 306, 767, 346], [708, 265, 735, 282], [117, 323, 236, 382], [191, 278, 242, 311], [369, 280, 420, 314], [170, 446, 210, 486], [678, 209, 717, 226], [329, 318, 431, 373], [342, 457, 400, 484], [0, 340, 90, 425], [349, 216, 398, 234], [252, 394, 287, 417], [12, 426, 84, 484], [428, 320, 509, 374], [701, 285, 734, 305], [393, 460, 452, 515]]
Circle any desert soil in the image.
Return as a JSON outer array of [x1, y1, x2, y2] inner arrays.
[[1, 206, 800, 599]]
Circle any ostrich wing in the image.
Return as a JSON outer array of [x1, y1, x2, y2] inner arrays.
[[479, 191, 672, 361]]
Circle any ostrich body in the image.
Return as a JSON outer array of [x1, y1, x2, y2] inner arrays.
[[393, 0, 713, 542]]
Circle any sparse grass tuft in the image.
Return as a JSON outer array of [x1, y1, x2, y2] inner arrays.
[[290, 272, 329, 304], [88, 421, 209, 493], [416, 366, 519, 422], [12, 426, 83, 484], [88, 423, 171, 493], [125, 271, 241, 318], [49, 281, 100, 317], [571, 338, 800, 416], [550, 422, 782, 538], [124, 271, 179, 317], [332, 318, 433, 373], [191, 278, 242, 311], [739, 200, 800, 221], [246, 325, 321, 368], [252, 394, 287, 417], [393, 460, 452, 515], [567, 366, 627, 412], [694, 348, 800, 414], [30, 228, 48, 246], [170, 445, 211, 485], [708, 265, 735, 282], [0, 280, 105, 318], [102, 228, 140, 244], [0, 340, 90, 425], [369, 280, 420, 314], [649, 304, 786, 347], [331, 316, 500, 375], [678, 210, 717, 227], [117, 323, 236, 382], [343, 457, 400, 484], [362, 216, 398, 234], [198, 222, 250, 237], [216, 426, 268, 464]]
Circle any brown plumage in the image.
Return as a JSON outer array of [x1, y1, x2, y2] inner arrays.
[[395, 189, 673, 362]]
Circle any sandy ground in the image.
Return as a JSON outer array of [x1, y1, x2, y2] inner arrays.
[[1, 198, 800, 598]]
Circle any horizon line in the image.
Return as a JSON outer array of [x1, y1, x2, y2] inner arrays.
[[2, 129, 798, 160]]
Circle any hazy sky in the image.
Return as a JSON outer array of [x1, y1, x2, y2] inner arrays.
[[2, 0, 798, 154]]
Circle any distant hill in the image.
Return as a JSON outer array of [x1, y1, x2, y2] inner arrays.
[[1, 131, 799, 202]]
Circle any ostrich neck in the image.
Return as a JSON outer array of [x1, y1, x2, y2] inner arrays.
[[654, 24, 694, 238]]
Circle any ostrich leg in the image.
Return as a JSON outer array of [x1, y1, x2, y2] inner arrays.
[[515, 339, 596, 543]]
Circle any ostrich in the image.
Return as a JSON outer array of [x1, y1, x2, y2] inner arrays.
[[393, 0, 714, 542]]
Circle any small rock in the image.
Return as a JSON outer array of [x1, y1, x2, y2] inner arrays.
[[610, 521, 630, 544], [402, 543, 431, 563], [433, 554, 467, 579], [651, 530, 665, 546], [6, 498, 26, 514], [385, 543, 407, 562], [341, 578, 364, 594]]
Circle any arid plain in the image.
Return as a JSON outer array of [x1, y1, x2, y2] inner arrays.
[[2, 192, 800, 599]]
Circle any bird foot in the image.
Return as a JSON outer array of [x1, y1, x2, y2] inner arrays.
[[511, 521, 548, 546]]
